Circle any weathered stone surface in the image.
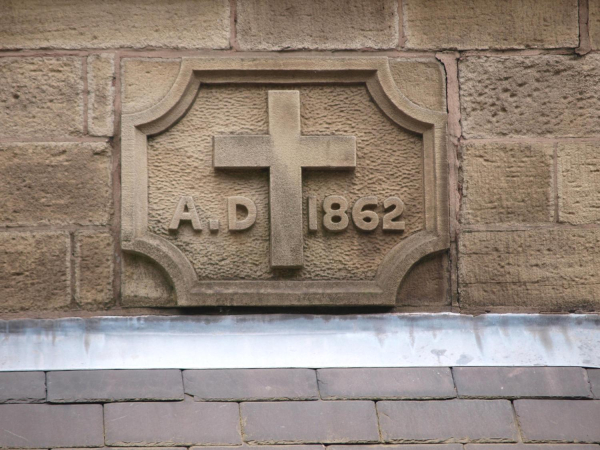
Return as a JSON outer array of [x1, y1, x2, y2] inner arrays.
[[122, 253, 175, 307], [590, 0, 600, 50], [0, 232, 70, 313], [589, 369, 600, 399], [47, 370, 182, 402], [184, 369, 318, 401], [105, 401, 241, 446], [0, 404, 103, 448], [193, 447, 324, 450], [317, 368, 455, 399], [515, 400, 600, 442], [404, 0, 578, 50], [241, 401, 379, 443], [330, 446, 462, 450], [75, 232, 113, 307], [378, 400, 518, 442], [454, 367, 592, 398], [0, 143, 111, 226], [121, 58, 181, 114], [558, 142, 600, 224], [461, 142, 554, 224], [88, 54, 114, 136], [389, 59, 446, 112], [460, 55, 600, 138], [396, 253, 449, 307], [0, 372, 46, 403], [237, 0, 398, 50], [0, 57, 83, 138], [0, 0, 229, 49], [459, 229, 600, 311], [466, 445, 600, 450]]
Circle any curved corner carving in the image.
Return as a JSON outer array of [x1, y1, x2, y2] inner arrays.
[[121, 57, 449, 306]]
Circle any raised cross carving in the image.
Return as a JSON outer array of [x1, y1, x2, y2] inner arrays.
[[213, 90, 356, 268]]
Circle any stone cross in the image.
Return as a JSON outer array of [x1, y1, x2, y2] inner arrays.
[[214, 90, 356, 268]]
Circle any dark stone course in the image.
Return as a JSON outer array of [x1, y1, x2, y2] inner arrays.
[[47, 369, 184, 402], [317, 368, 456, 399], [515, 400, 600, 443], [0, 404, 103, 448], [241, 401, 380, 443], [0, 372, 46, 403], [454, 367, 592, 398], [184, 369, 318, 401], [377, 399, 519, 443], [104, 401, 242, 446]]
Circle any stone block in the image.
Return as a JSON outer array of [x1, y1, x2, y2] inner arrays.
[[241, 401, 379, 444], [122, 253, 175, 307], [0, 372, 46, 403], [460, 55, 600, 138], [377, 400, 518, 442], [467, 445, 600, 450], [0, 143, 111, 226], [396, 253, 449, 307], [192, 446, 324, 450], [87, 54, 114, 136], [388, 59, 446, 112], [317, 368, 455, 399], [461, 142, 554, 224], [588, 369, 600, 399], [237, 0, 398, 50], [75, 232, 113, 307], [514, 400, 600, 442], [459, 229, 600, 312], [183, 369, 318, 401], [121, 58, 181, 114], [0, 232, 70, 313], [105, 401, 241, 446], [47, 370, 184, 403], [558, 142, 600, 224], [454, 367, 592, 398], [404, 0, 578, 50], [0, 404, 103, 448], [329, 446, 462, 450], [590, 0, 600, 50], [0, 0, 229, 49], [0, 57, 83, 138]]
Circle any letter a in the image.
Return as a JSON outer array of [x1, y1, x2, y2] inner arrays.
[[169, 196, 202, 231]]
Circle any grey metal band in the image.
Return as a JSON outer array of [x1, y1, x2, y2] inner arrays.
[[1, 313, 599, 371]]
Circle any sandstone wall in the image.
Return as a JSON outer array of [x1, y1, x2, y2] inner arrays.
[[0, 0, 598, 316]]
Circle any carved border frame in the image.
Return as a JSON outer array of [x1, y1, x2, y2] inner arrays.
[[121, 56, 449, 306]]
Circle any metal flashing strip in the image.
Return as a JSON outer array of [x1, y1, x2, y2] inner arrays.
[[1, 313, 599, 371]]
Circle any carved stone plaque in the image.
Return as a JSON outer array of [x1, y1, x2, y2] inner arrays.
[[121, 57, 448, 306]]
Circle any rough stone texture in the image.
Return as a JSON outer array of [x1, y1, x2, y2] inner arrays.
[[121, 58, 181, 114], [0, 57, 83, 138], [105, 401, 241, 446], [590, 0, 600, 50], [589, 370, 600, 399], [0, 232, 70, 313], [330, 447, 463, 450], [193, 446, 324, 450], [0, 0, 229, 49], [459, 229, 600, 312], [0, 404, 103, 448], [388, 59, 446, 112], [454, 367, 592, 398], [122, 253, 175, 307], [460, 55, 600, 139], [404, 0, 578, 50], [396, 253, 449, 307], [461, 142, 554, 224], [317, 368, 455, 399], [558, 142, 600, 225], [236, 0, 398, 50], [377, 400, 519, 443], [47, 370, 183, 403], [466, 446, 600, 450], [515, 400, 600, 442], [87, 54, 114, 136], [75, 232, 113, 307], [0, 372, 46, 403], [148, 84, 424, 281], [0, 143, 111, 226], [241, 401, 379, 444], [183, 369, 318, 401]]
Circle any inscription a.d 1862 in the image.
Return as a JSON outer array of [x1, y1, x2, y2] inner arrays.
[[121, 57, 448, 307]]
